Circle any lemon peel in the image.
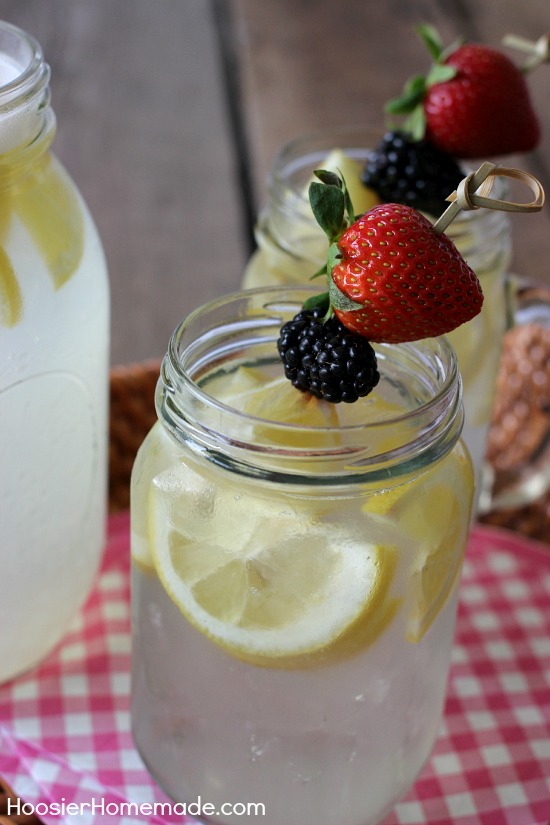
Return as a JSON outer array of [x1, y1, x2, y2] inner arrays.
[[395, 456, 472, 642], [13, 155, 84, 289], [0, 245, 22, 326]]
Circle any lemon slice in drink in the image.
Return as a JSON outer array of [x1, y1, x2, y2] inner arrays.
[[361, 450, 472, 643], [407, 514, 466, 643], [395, 473, 470, 643], [216, 372, 340, 448], [13, 155, 84, 289], [218, 372, 339, 426], [149, 471, 397, 667], [0, 245, 22, 326], [318, 149, 380, 215]]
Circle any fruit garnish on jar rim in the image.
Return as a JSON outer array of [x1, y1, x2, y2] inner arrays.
[[361, 26, 547, 219], [278, 163, 545, 404], [386, 24, 542, 159]]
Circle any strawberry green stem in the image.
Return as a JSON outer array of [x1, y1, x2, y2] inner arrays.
[[305, 171, 363, 317], [385, 24, 459, 140]]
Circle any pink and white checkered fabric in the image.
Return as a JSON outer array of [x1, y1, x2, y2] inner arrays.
[[0, 513, 549, 825]]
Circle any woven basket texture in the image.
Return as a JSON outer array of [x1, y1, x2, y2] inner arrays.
[[109, 359, 161, 513]]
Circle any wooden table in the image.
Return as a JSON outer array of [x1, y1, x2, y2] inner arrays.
[[2, 0, 550, 364]]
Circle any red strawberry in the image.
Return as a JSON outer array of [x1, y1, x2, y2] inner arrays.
[[424, 44, 540, 158], [331, 203, 483, 344], [278, 171, 485, 401], [387, 25, 540, 159]]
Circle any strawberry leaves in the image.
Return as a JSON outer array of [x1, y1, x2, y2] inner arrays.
[[385, 25, 458, 141], [309, 169, 355, 242], [306, 170, 362, 315]]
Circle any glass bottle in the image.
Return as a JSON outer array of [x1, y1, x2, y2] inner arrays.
[[131, 286, 473, 825], [242, 128, 512, 508], [0, 21, 110, 682]]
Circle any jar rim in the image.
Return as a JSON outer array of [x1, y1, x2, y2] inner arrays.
[[157, 287, 465, 486], [265, 126, 510, 262], [0, 20, 45, 103], [0, 21, 52, 159]]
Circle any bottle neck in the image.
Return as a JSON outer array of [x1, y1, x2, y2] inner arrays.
[[0, 21, 55, 183], [156, 287, 464, 488]]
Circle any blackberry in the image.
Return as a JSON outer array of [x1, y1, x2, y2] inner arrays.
[[277, 307, 379, 404], [361, 130, 464, 217]]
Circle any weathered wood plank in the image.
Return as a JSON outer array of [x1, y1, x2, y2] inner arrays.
[[235, 0, 550, 285], [3, 0, 549, 369], [2, 0, 248, 364]]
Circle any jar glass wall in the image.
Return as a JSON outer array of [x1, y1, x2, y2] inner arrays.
[[131, 287, 473, 825]]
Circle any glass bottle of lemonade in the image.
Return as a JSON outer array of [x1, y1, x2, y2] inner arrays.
[[0, 21, 110, 682], [242, 129, 511, 506], [131, 287, 473, 825]]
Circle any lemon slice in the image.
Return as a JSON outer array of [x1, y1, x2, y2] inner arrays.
[[149, 468, 397, 667], [131, 421, 185, 573], [394, 472, 471, 642], [13, 155, 84, 289], [407, 515, 466, 643], [317, 149, 380, 215], [0, 192, 22, 327], [361, 450, 472, 643], [362, 484, 412, 518], [0, 245, 22, 326], [216, 372, 340, 449], [218, 373, 338, 425]]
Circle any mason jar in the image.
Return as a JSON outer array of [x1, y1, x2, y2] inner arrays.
[[131, 286, 473, 825], [0, 21, 110, 682], [242, 128, 512, 508]]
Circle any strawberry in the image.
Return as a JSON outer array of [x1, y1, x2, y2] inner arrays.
[[387, 25, 540, 159], [277, 171, 485, 400], [331, 203, 483, 343], [305, 170, 483, 345]]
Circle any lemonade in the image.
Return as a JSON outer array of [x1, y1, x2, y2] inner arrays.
[[242, 130, 512, 505], [0, 23, 109, 681], [131, 288, 473, 825]]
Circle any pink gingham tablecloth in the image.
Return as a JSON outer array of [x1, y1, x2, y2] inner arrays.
[[0, 512, 549, 825]]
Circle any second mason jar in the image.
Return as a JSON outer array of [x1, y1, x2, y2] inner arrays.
[[243, 129, 512, 507], [131, 287, 473, 825]]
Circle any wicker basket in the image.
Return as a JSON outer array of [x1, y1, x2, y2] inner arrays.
[[109, 359, 161, 513], [479, 318, 550, 542]]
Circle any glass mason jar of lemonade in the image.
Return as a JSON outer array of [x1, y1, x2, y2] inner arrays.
[[243, 129, 512, 506], [131, 287, 473, 825], [0, 21, 110, 682]]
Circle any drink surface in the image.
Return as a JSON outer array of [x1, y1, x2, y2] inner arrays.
[[0, 53, 19, 86], [0, 33, 110, 681], [131, 360, 473, 825]]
